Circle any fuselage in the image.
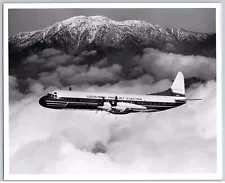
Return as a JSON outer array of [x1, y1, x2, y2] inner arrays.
[[39, 90, 186, 114]]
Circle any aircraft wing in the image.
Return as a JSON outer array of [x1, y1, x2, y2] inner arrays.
[[114, 102, 152, 113], [109, 106, 158, 114], [98, 101, 156, 114]]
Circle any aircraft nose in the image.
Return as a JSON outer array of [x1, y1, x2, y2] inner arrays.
[[39, 96, 46, 107]]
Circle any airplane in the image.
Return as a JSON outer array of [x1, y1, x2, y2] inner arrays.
[[39, 72, 201, 115]]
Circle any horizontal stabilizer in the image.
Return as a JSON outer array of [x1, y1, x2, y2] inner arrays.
[[183, 99, 202, 101], [176, 99, 201, 102]]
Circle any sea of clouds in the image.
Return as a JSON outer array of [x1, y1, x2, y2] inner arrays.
[[9, 47, 217, 175]]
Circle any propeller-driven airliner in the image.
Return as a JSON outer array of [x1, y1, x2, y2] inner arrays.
[[39, 72, 200, 114]]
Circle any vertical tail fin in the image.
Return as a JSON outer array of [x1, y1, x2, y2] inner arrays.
[[147, 72, 185, 97], [171, 72, 185, 97]]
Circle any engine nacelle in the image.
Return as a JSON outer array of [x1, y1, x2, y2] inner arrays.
[[98, 102, 129, 114], [98, 102, 111, 111], [110, 106, 128, 114]]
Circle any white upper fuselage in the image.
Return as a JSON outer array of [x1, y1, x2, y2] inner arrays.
[[49, 90, 185, 103]]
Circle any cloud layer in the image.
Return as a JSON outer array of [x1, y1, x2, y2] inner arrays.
[[9, 48, 216, 101], [9, 47, 217, 176]]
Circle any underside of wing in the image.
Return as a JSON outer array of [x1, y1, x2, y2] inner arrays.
[[98, 100, 155, 114]]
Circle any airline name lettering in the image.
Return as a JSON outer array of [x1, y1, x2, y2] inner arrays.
[[86, 95, 142, 101]]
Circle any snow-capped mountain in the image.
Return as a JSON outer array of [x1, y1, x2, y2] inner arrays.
[[9, 15, 216, 59]]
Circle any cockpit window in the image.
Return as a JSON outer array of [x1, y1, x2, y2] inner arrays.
[[46, 93, 57, 98], [46, 92, 57, 98]]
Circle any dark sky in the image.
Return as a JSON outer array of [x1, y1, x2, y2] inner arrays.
[[8, 8, 216, 36]]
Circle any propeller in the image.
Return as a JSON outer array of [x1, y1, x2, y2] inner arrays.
[[110, 96, 118, 106], [98, 96, 127, 114], [98, 97, 111, 112], [99, 97, 105, 106], [114, 96, 118, 106], [99, 102, 111, 112]]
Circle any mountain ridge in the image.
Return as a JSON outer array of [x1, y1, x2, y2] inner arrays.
[[9, 15, 216, 59]]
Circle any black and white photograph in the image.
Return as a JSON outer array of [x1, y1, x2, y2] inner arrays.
[[4, 3, 222, 180]]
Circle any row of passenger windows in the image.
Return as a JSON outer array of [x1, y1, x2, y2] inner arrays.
[[59, 97, 175, 106], [60, 97, 99, 103]]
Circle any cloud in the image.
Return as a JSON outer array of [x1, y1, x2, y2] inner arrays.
[[8, 47, 217, 176], [38, 72, 62, 88], [9, 80, 216, 174], [27, 79, 45, 95], [41, 48, 62, 58], [66, 64, 122, 85], [10, 47, 216, 96], [9, 76, 24, 101], [136, 48, 216, 81], [21, 49, 98, 79]]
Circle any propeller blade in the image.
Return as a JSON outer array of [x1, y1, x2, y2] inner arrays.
[[115, 96, 118, 106]]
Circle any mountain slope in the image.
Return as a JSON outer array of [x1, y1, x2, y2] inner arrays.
[[9, 15, 216, 60]]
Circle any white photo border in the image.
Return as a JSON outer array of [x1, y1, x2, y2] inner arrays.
[[3, 2, 222, 181]]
